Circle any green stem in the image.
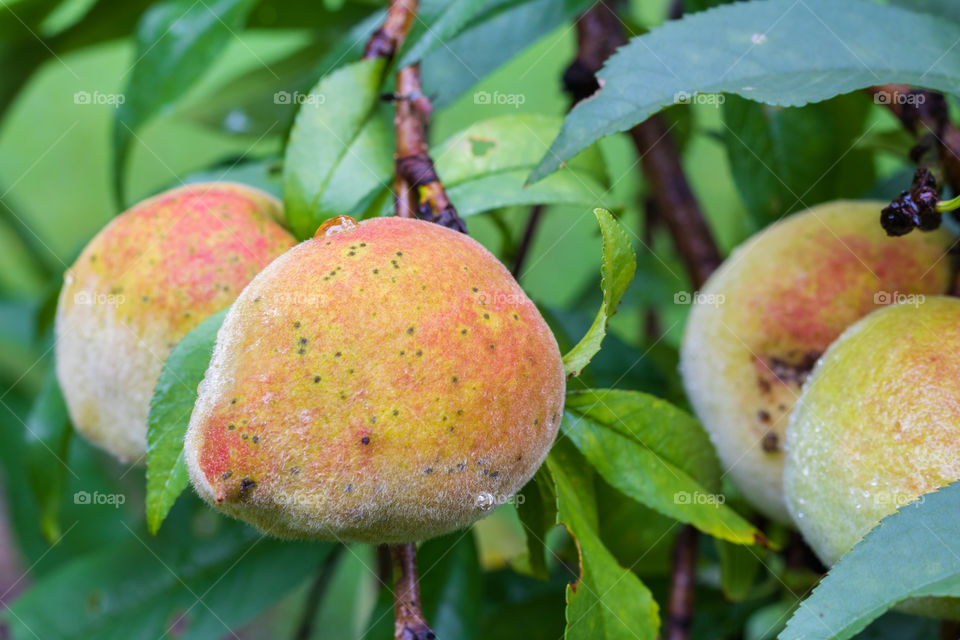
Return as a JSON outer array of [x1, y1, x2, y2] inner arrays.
[[935, 194, 960, 213]]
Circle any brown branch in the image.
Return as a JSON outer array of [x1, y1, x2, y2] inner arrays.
[[630, 119, 722, 289], [362, 0, 417, 60], [513, 205, 545, 279], [667, 526, 699, 640], [868, 84, 960, 194], [390, 543, 436, 640], [565, 4, 717, 640], [394, 64, 466, 232]]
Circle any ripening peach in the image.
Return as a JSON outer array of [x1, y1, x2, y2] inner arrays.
[[56, 183, 296, 462], [680, 201, 954, 522], [785, 297, 960, 618], [184, 216, 566, 543]]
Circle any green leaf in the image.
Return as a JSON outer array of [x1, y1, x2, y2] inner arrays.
[[529, 0, 960, 183], [716, 539, 762, 602], [781, 481, 960, 640], [418, 531, 482, 640], [114, 0, 256, 203], [722, 94, 875, 227], [146, 308, 227, 535], [24, 370, 72, 543], [516, 467, 557, 580], [282, 58, 393, 240], [433, 114, 610, 218], [547, 438, 659, 640], [562, 209, 635, 378], [422, 0, 595, 108], [4, 510, 332, 640], [564, 389, 763, 545], [890, 0, 960, 22], [398, 0, 488, 68]]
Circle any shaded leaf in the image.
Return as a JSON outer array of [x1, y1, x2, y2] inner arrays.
[[716, 539, 762, 602], [516, 467, 557, 580], [562, 210, 635, 377], [564, 389, 763, 545], [398, 0, 488, 68], [282, 58, 393, 240], [24, 370, 72, 543], [4, 508, 332, 640], [722, 93, 875, 227], [146, 308, 227, 535], [529, 0, 960, 183], [781, 481, 960, 640], [114, 0, 256, 203], [547, 438, 659, 640], [419, 531, 482, 640], [422, 0, 595, 109]]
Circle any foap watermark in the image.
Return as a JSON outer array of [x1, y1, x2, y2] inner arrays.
[[475, 492, 526, 511], [874, 91, 925, 107], [274, 91, 325, 106], [869, 490, 925, 510], [74, 90, 125, 106], [74, 490, 126, 508], [874, 291, 925, 308], [674, 290, 725, 307], [473, 90, 526, 109], [674, 91, 725, 107], [674, 490, 725, 506], [478, 291, 526, 306], [73, 290, 125, 307]]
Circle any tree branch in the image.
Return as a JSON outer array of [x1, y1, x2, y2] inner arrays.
[[362, 0, 417, 61], [868, 85, 960, 194], [390, 543, 435, 640], [394, 64, 466, 232], [512, 205, 544, 279]]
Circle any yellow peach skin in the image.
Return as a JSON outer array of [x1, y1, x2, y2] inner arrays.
[[785, 297, 960, 618], [184, 216, 566, 543], [680, 201, 954, 522], [55, 183, 296, 463]]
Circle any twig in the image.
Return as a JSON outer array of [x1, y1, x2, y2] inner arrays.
[[567, 3, 717, 638], [667, 526, 698, 640], [390, 543, 436, 640], [867, 85, 960, 194], [512, 205, 545, 279], [394, 64, 466, 232], [293, 544, 345, 640], [630, 119, 721, 289], [362, 0, 417, 61]]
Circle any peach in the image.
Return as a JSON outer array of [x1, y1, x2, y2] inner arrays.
[[785, 297, 960, 617], [184, 216, 565, 543], [785, 296, 960, 563], [55, 183, 296, 462], [680, 201, 954, 522]]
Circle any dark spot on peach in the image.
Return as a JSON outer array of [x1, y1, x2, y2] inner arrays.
[[347, 368, 354, 374], [373, 268, 379, 274], [348, 251, 356, 256], [344, 484, 353, 493], [399, 350, 406, 356], [407, 326, 415, 335], [392, 409, 399, 416], [370, 416, 376, 424], [424, 467, 433, 474], [239, 478, 256, 498], [449, 426, 455, 433], [228, 424, 235, 431], [230, 398, 238, 405], [483, 313, 490, 320], [334, 351, 342, 358], [221, 470, 233, 480], [299, 337, 308, 345], [290, 466, 299, 474], [457, 462, 466, 471], [451, 376, 458, 384], [252, 435, 260, 444], [761, 431, 779, 452], [254, 296, 262, 303], [461, 329, 468, 335], [361, 436, 370, 445], [242, 434, 248, 440], [456, 409, 463, 416], [360, 243, 366, 247], [516, 454, 522, 461], [293, 321, 301, 328], [758, 410, 771, 424], [298, 347, 306, 355], [314, 376, 321, 383], [415, 350, 423, 357], [513, 314, 519, 320], [471, 287, 478, 292], [489, 471, 500, 478]]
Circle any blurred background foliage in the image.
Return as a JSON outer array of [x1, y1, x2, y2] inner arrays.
[[0, 0, 948, 638]]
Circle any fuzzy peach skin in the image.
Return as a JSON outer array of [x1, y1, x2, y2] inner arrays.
[[55, 183, 296, 463], [680, 201, 954, 522], [785, 297, 960, 618], [184, 216, 566, 543]]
